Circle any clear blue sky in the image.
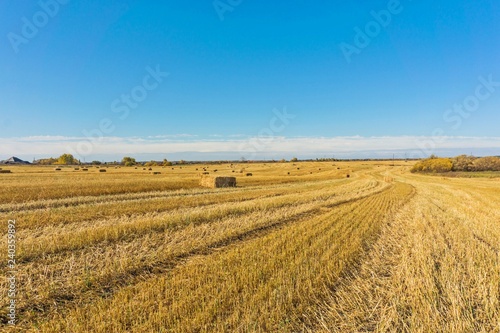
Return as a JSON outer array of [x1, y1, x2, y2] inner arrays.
[[1, 0, 499, 160]]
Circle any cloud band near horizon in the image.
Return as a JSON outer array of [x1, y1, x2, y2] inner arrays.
[[1, 135, 499, 161]]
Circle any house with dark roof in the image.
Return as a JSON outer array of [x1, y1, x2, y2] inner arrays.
[[0, 156, 31, 164]]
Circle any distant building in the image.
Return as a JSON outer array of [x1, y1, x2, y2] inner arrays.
[[0, 156, 31, 164]]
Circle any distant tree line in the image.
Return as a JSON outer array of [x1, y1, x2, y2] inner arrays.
[[411, 155, 500, 173]]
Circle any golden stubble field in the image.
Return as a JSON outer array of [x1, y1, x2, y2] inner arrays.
[[0, 161, 499, 332]]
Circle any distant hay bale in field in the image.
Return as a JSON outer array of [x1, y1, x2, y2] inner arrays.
[[246, 173, 252, 176], [337, 167, 341, 170], [213, 169, 218, 172], [81, 168, 88, 171], [0, 170, 11, 173], [200, 175, 236, 188], [143, 168, 146, 170], [318, 168, 321, 170], [232, 170, 235, 173], [54, 168, 61, 171], [310, 172, 313, 174], [287, 172, 290, 175], [99, 169, 107, 173], [153, 172, 161, 175], [297, 167, 300, 170], [202, 171, 209, 175], [148, 168, 152, 171], [346, 174, 350, 178], [74, 167, 79, 170]]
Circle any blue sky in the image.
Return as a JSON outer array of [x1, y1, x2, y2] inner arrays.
[[1, 0, 499, 160]]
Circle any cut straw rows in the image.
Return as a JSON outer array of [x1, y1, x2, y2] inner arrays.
[[34, 182, 412, 332]]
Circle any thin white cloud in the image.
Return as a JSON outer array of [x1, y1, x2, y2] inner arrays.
[[146, 134, 199, 139], [1, 135, 499, 160]]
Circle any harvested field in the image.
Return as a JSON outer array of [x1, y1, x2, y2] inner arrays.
[[0, 161, 498, 332]]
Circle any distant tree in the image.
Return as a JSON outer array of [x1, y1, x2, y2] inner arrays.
[[36, 157, 57, 165], [56, 153, 79, 165], [121, 156, 137, 166], [473, 156, 500, 171], [280, 158, 286, 163], [452, 155, 476, 171], [290, 157, 298, 162], [178, 159, 186, 165], [162, 159, 172, 166], [411, 157, 453, 173], [92, 160, 102, 165]]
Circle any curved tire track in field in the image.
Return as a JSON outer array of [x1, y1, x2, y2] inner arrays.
[[313, 175, 499, 333]]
